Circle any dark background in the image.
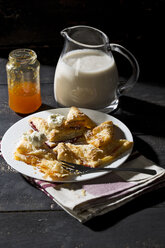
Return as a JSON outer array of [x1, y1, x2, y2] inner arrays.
[[0, 2, 165, 247], [0, 0, 165, 82]]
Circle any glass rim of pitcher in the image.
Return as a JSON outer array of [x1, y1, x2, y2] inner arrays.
[[61, 25, 109, 49]]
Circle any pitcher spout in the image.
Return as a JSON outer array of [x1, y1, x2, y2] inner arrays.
[[60, 27, 70, 38], [61, 25, 110, 48]]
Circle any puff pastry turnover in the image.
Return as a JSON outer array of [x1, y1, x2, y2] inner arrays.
[[54, 139, 132, 168], [14, 131, 69, 178], [29, 106, 95, 144], [14, 107, 133, 179], [65, 106, 96, 129], [84, 121, 114, 148]]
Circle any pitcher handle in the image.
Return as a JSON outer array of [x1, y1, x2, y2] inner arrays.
[[110, 43, 140, 95]]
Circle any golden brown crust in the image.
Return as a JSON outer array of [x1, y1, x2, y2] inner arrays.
[[29, 107, 92, 143], [65, 106, 96, 129], [15, 107, 133, 178], [54, 142, 104, 167], [14, 136, 69, 178], [102, 139, 133, 158], [54, 139, 133, 168], [84, 121, 114, 148], [47, 126, 86, 142], [29, 117, 50, 134]]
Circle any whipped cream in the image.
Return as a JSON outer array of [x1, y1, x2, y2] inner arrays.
[[24, 131, 46, 147], [47, 114, 65, 128]]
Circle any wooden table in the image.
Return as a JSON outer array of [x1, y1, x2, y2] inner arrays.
[[0, 56, 165, 248]]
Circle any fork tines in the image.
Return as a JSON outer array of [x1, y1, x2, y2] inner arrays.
[[60, 160, 89, 174]]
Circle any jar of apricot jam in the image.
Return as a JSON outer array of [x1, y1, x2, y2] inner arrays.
[[6, 49, 42, 114]]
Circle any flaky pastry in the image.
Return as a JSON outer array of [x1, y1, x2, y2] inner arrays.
[[14, 131, 69, 178], [29, 107, 95, 145], [84, 121, 114, 148], [14, 107, 133, 179], [54, 139, 132, 168]]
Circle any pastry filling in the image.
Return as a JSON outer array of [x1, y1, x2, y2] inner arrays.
[[14, 106, 133, 179]]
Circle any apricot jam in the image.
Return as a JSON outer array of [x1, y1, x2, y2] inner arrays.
[[8, 81, 41, 114], [6, 49, 41, 114]]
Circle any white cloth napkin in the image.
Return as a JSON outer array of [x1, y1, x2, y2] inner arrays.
[[1, 140, 164, 222], [29, 154, 165, 222]]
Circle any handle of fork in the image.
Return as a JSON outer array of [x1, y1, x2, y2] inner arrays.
[[61, 160, 157, 176], [89, 167, 157, 175]]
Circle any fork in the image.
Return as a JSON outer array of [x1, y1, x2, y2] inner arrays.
[[60, 160, 157, 175]]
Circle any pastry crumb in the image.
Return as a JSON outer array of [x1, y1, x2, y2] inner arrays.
[[81, 189, 86, 196]]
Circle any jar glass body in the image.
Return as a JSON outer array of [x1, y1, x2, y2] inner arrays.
[[6, 49, 41, 114]]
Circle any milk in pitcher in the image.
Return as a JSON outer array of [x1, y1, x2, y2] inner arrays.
[[54, 49, 119, 109]]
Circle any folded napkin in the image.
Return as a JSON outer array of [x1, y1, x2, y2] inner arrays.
[[26, 153, 165, 222], [0, 140, 164, 222]]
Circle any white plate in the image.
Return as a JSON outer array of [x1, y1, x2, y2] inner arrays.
[[1, 108, 133, 182]]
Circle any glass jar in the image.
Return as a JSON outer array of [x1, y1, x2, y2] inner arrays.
[[6, 48, 42, 114]]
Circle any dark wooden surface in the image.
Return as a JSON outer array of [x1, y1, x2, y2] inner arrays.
[[0, 53, 165, 247], [0, 1, 165, 245], [0, 0, 165, 81]]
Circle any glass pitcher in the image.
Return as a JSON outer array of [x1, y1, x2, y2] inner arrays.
[[54, 25, 139, 113]]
